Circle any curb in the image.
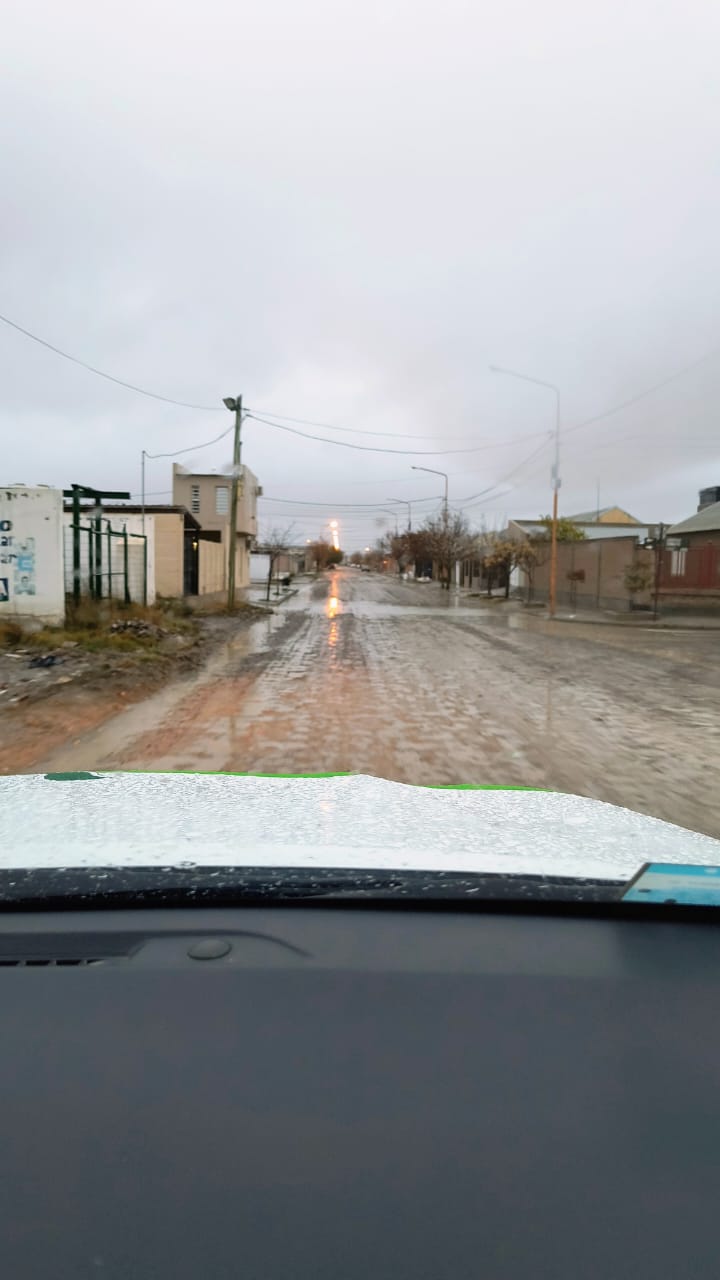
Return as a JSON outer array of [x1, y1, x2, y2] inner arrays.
[[548, 614, 720, 632]]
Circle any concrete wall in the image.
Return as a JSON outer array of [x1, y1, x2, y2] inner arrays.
[[199, 539, 225, 595], [172, 464, 259, 542], [0, 486, 65, 625], [526, 537, 650, 611], [150, 512, 184, 597], [251, 552, 270, 582]]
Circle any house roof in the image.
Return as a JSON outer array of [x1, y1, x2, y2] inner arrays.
[[565, 506, 642, 524], [508, 518, 649, 540], [669, 500, 720, 535], [64, 503, 201, 530]]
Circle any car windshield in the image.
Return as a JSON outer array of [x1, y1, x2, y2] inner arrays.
[[1, 0, 719, 897]]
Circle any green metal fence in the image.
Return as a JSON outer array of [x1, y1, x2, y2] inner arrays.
[[64, 517, 148, 606]]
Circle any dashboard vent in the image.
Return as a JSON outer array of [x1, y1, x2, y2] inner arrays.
[[0, 957, 106, 967], [0, 934, 139, 966]]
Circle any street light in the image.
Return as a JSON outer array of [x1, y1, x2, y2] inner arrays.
[[388, 498, 412, 531], [490, 364, 561, 616], [411, 466, 448, 525], [222, 394, 243, 610]]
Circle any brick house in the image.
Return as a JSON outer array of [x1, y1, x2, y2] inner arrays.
[[662, 488, 720, 608], [527, 535, 654, 611], [461, 508, 652, 604]]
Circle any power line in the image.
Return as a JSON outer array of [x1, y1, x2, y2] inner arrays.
[[248, 407, 438, 439], [144, 424, 234, 460], [248, 406, 547, 446], [0, 311, 224, 410], [258, 493, 442, 509], [246, 412, 545, 457], [562, 344, 720, 438], [453, 438, 553, 514], [3, 304, 720, 445]]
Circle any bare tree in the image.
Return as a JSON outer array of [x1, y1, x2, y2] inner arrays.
[[481, 535, 538, 599], [623, 560, 653, 611], [520, 517, 585, 602], [309, 538, 344, 571], [418, 512, 476, 589], [258, 525, 297, 601]]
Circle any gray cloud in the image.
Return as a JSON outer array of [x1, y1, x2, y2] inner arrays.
[[3, 0, 720, 546]]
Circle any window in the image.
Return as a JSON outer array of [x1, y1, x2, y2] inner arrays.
[[215, 486, 229, 515], [190, 484, 200, 515], [670, 549, 687, 577]]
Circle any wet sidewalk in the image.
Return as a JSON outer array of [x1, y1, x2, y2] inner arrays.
[[552, 608, 720, 629]]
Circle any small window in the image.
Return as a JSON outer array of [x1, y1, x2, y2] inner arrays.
[[215, 486, 229, 515], [190, 484, 200, 514], [671, 549, 687, 577]]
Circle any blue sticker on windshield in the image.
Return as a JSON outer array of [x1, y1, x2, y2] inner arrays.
[[624, 863, 720, 905]]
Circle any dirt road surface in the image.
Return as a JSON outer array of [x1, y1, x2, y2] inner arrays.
[[19, 569, 720, 837]]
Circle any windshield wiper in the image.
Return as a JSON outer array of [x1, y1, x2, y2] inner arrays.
[[0, 866, 628, 911]]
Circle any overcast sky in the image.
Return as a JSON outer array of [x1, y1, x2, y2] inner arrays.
[[3, 0, 720, 548]]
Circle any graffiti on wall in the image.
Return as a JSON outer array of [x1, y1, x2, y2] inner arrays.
[[0, 520, 37, 599]]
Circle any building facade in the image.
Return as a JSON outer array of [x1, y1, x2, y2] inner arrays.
[[172, 464, 260, 593], [64, 503, 227, 604], [1, 486, 65, 625]]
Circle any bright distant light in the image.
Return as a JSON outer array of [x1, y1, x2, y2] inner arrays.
[[329, 520, 338, 528]]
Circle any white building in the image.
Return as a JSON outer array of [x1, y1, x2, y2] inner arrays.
[[0, 486, 65, 625]]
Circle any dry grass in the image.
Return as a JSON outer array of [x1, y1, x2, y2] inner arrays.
[[0, 599, 199, 656], [0, 620, 24, 648], [192, 599, 270, 618]]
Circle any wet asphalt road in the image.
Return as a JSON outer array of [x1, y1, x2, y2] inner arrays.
[[40, 568, 720, 837]]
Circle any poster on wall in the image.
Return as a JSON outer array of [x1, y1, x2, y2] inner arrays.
[[13, 536, 36, 595], [0, 490, 65, 624]]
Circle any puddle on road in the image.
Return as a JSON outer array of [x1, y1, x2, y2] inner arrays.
[[37, 609, 289, 773]]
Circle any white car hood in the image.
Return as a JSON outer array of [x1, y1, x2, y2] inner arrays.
[[0, 772, 718, 880]]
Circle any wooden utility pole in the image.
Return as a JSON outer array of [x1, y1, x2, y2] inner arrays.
[[652, 522, 666, 621], [223, 395, 243, 610], [548, 389, 561, 618]]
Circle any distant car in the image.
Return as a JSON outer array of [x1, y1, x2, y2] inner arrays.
[[360, 565, 371, 572]]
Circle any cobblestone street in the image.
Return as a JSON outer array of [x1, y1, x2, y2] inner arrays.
[[34, 569, 720, 838]]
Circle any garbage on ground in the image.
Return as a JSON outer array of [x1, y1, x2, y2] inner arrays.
[[109, 619, 168, 640]]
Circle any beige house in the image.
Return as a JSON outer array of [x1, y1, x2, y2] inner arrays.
[[65, 504, 226, 601], [172, 463, 260, 592], [564, 506, 642, 526]]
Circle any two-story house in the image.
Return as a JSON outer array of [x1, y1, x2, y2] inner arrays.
[[172, 463, 261, 593]]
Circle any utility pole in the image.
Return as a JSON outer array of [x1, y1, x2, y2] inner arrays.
[[652, 522, 666, 621], [411, 466, 450, 586], [490, 365, 560, 616], [223, 395, 243, 610], [549, 388, 561, 619], [411, 467, 448, 524], [141, 450, 147, 535], [388, 498, 412, 532]]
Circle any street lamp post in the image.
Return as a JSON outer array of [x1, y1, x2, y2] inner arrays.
[[490, 365, 561, 616], [222, 395, 243, 610], [388, 498, 412, 531], [411, 466, 448, 526]]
